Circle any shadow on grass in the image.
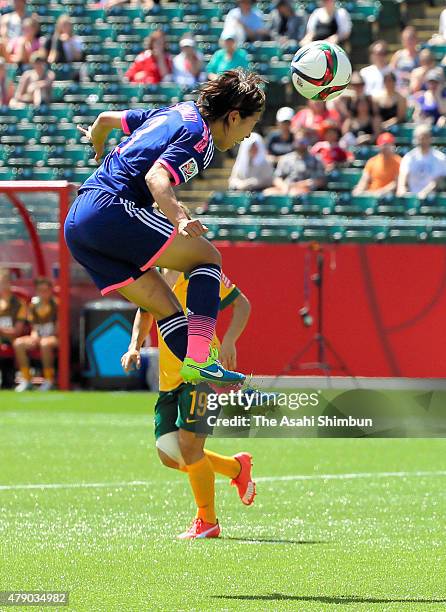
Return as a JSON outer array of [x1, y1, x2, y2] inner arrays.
[[221, 537, 326, 545], [212, 594, 446, 604]]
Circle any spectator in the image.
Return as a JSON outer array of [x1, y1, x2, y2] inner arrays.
[[10, 51, 54, 107], [266, 106, 295, 161], [374, 72, 407, 129], [222, 0, 268, 44], [0, 268, 27, 389], [413, 69, 446, 126], [229, 132, 274, 191], [173, 36, 205, 88], [291, 99, 341, 140], [0, 0, 28, 44], [429, 8, 446, 44], [8, 17, 42, 66], [360, 40, 391, 97], [390, 26, 419, 95], [397, 124, 446, 199], [341, 93, 380, 146], [300, 0, 351, 46], [268, 0, 306, 46], [206, 33, 249, 80], [0, 58, 14, 105], [410, 49, 437, 95], [45, 15, 84, 64], [310, 121, 352, 171], [13, 277, 58, 392], [352, 132, 401, 196], [264, 129, 326, 196], [125, 30, 173, 85]]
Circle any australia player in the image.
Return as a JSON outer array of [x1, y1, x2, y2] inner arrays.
[[121, 268, 256, 539], [65, 70, 265, 388]]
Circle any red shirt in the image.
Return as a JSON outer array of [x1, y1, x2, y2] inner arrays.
[[125, 50, 173, 85], [310, 141, 352, 167], [291, 108, 341, 138]]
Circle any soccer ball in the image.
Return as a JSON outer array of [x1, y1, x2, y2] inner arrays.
[[290, 42, 352, 101]]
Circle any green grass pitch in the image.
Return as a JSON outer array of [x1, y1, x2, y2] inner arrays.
[[1, 391, 446, 611]]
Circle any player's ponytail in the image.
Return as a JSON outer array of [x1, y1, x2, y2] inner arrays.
[[197, 69, 266, 123]]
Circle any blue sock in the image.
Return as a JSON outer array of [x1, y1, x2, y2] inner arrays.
[[157, 312, 188, 361], [186, 264, 221, 362]]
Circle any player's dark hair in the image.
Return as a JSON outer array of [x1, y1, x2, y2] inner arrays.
[[197, 70, 266, 123]]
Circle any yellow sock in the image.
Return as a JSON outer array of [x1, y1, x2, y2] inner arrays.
[[43, 368, 55, 382], [205, 449, 240, 479], [20, 367, 31, 382], [187, 455, 216, 524]]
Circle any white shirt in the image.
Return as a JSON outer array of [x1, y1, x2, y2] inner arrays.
[[439, 9, 446, 38], [359, 63, 392, 96], [400, 147, 446, 194], [306, 7, 352, 41], [173, 50, 205, 87]]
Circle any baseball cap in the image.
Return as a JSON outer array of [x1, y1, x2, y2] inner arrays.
[[376, 132, 395, 146], [426, 68, 442, 82], [276, 107, 294, 123], [180, 38, 195, 48], [220, 31, 236, 41]]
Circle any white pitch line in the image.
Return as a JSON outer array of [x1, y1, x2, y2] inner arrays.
[[1, 470, 446, 492]]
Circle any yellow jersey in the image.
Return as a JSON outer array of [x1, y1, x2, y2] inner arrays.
[[158, 272, 240, 391]]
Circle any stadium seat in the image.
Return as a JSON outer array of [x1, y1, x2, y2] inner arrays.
[[342, 220, 388, 243], [388, 123, 416, 145], [419, 194, 446, 217], [0, 167, 16, 181], [208, 192, 252, 216], [40, 123, 81, 145], [375, 195, 407, 217], [0, 123, 42, 146], [335, 193, 378, 216], [47, 145, 87, 167], [102, 83, 143, 104], [297, 192, 336, 216], [5, 145, 49, 168], [387, 220, 428, 243], [258, 220, 302, 242], [249, 194, 294, 216], [327, 169, 362, 191]]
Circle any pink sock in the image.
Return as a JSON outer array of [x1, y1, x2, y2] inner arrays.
[[186, 314, 216, 362]]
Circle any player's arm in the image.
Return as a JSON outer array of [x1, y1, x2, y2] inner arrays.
[[78, 111, 125, 163], [121, 308, 154, 373], [145, 163, 208, 238], [219, 292, 251, 370]]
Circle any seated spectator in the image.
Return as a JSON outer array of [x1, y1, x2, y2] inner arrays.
[[410, 49, 437, 95], [229, 133, 274, 191], [264, 130, 326, 196], [300, 0, 351, 46], [125, 30, 173, 85], [291, 99, 341, 141], [390, 26, 419, 95], [0, 0, 28, 45], [341, 75, 380, 145], [268, 0, 306, 46], [0, 58, 15, 105], [10, 51, 54, 107], [413, 69, 446, 126], [13, 277, 58, 392], [373, 72, 407, 129], [397, 124, 446, 199], [266, 106, 295, 161], [222, 0, 268, 44], [429, 7, 446, 45], [360, 40, 391, 97], [8, 17, 42, 66], [173, 36, 205, 88], [311, 121, 352, 171], [45, 15, 84, 64], [0, 268, 27, 389], [352, 132, 401, 196], [206, 33, 249, 80]]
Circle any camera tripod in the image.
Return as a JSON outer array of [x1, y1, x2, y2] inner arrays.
[[281, 245, 351, 377]]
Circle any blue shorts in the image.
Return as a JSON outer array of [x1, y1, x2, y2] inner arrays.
[[64, 189, 176, 295]]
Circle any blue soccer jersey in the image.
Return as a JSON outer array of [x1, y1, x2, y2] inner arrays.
[[80, 101, 215, 206]]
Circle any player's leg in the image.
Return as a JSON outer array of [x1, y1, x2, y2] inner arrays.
[[154, 235, 245, 385], [12, 335, 37, 391], [154, 388, 187, 472], [39, 336, 58, 391]]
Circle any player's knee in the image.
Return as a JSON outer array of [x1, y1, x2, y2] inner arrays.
[[157, 448, 179, 469], [206, 243, 222, 267], [13, 337, 25, 349], [178, 429, 202, 463]]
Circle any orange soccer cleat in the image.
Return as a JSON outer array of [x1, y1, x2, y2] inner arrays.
[[231, 452, 256, 506], [177, 518, 221, 540]]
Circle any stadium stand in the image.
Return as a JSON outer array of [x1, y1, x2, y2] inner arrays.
[[0, 0, 444, 246]]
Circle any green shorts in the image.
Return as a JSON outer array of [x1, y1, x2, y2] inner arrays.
[[154, 382, 216, 439]]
